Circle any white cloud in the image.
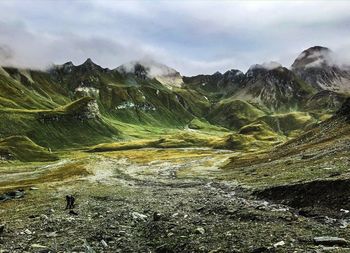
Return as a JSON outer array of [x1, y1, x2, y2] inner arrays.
[[249, 62, 282, 71]]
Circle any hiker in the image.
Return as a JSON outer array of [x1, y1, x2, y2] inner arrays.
[[65, 195, 75, 209]]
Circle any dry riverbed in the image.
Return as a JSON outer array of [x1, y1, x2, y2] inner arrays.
[[1, 148, 350, 252]]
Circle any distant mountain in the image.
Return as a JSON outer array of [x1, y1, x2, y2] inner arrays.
[[183, 69, 245, 101], [0, 46, 349, 149], [230, 62, 315, 111], [116, 60, 183, 89], [291, 46, 350, 93]]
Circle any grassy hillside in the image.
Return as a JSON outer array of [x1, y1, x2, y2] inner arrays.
[[208, 99, 266, 129], [257, 111, 317, 137], [221, 98, 350, 188], [0, 61, 343, 157], [0, 64, 195, 150], [0, 97, 118, 149], [0, 136, 58, 162]]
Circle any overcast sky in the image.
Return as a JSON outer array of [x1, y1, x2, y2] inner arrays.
[[0, 0, 350, 75]]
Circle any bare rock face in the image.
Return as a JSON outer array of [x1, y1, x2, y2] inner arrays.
[[291, 46, 333, 69], [232, 65, 312, 111], [292, 46, 350, 93], [81, 99, 100, 119], [38, 98, 100, 123]]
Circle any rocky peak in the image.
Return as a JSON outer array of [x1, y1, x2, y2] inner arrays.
[[246, 62, 283, 80], [79, 58, 103, 72], [291, 46, 350, 93], [116, 60, 183, 88], [212, 71, 222, 77], [223, 69, 244, 77], [291, 46, 333, 69], [133, 63, 148, 80], [61, 61, 75, 73], [221, 69, 245, 84]]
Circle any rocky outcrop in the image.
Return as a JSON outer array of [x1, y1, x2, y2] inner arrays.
[[38, 97, 100, 123]]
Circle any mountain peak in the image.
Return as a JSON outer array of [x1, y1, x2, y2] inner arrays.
[[248, 61, 282, 71], [82, 58, 97, 66], [78, 58, 103, 71], [291, 46, 333, 69], [246, 61, 282, 77], [116, 60, 183, 88]]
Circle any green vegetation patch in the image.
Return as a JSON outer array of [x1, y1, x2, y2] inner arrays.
[[258, 111, 316, 136], [208, 99, 266, 129], [0, 136, 58, 162]]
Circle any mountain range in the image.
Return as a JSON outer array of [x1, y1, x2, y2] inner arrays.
[[0, 46, 349, 157]]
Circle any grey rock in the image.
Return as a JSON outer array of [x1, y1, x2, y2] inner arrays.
[[40, 214, 49, 220], [314, 236, 348, 246], [24, 229, 33, 235], [194, 227, 205, 235], [131, 212, 148, 221], [273, 241, 285, 248], [100, 239, 108, 248]]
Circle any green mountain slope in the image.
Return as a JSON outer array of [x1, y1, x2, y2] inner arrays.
[[0, 47, 348, 159]]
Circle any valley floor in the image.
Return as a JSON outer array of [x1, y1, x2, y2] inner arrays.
[[1, 148, 350, 252]]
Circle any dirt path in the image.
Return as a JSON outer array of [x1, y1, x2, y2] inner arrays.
[[1, 149, 349, 252]]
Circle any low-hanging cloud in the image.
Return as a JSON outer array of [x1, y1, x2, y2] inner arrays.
[[249, 61, 282, 71], [0, 44, 13, 63], [293, 46, 350, 69]]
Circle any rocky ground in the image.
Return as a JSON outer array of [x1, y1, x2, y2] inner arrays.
[[1, 148, 350, 252]]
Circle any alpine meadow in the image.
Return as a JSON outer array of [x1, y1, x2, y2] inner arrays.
[[1, 1, 350, 252]]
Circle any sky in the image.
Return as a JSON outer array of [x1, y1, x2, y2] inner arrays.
[[0, 0, 350, 75]]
